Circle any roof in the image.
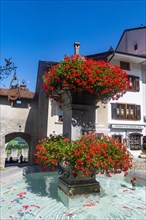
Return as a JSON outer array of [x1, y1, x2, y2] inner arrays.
[[38, 60, 58, 66], [85, 50, 146, 66], [0, 88, 35, 99], [35, 60, 58, 94], [116, 26, 146, 51], [114, 51, 146, 59], [109, 51, 146, 65], [122, 26, 146, 32], [86, 50, 114, 61]]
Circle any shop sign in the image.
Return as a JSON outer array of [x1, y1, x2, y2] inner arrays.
[[111, 124, 144, 129]]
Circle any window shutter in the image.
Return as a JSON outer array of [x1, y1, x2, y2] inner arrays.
[[135, 77, 140, 91], [136, 105, 141, 120], [111, 103, 117, 119]]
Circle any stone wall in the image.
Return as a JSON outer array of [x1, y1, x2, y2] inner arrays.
[[0, 96, 37, 168]]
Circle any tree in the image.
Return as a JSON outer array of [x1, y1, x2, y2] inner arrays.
[[0, 58, 17, 81]]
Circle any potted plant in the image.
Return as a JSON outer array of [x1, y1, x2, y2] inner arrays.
[[35, 133, 132, 195]]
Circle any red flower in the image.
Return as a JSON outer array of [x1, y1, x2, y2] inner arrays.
[[76, 159, 83, 165], [35, 133, 133, 177], [42, 55, 129, 103], [22, 205, 29, 210]]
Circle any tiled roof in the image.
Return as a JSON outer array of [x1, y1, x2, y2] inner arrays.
[[86, 50, 114, 61], [0, 88, 35, 99]]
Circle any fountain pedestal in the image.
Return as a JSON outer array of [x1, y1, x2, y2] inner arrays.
[[57, 164, 100, 196], [60, 90, 98, 140], [57, 90, 100, 196], [58, 175, 100, 196], [58, 187, 100, 209]]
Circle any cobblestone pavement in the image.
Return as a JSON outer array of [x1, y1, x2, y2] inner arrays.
[[0, 164, 27, 179], [132, 158, 146, 171]]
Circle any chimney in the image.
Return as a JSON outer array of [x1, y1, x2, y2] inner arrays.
[[74, 42, 80, 55]]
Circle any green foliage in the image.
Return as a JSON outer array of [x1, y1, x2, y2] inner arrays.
[[6, 137, 28, 150], [6, 144, 28, 150], [6, 149, 11, 156], [35, 133, 133, 176]]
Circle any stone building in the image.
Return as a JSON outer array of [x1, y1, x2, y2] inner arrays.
[[0, 85, 38, 168]]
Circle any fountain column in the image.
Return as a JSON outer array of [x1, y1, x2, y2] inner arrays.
[[58, 90, 100, 196]]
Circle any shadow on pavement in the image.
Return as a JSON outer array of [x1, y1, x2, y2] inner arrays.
[[5, 162, 28, 168]]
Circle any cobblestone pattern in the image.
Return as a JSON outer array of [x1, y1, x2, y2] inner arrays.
[[132, 158, 146, 171]]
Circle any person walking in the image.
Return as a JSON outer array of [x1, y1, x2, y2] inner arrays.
[[20, 154, 23, 163]]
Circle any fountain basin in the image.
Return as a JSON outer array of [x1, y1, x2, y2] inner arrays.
[[1, 170, 146, 220]]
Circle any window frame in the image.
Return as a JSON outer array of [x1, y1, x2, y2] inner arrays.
[[58, 115, 63, 122], [111, 103, 141, 120], [120, 61, 130, 71], [128, 75, 140, 92], [129, 134, 141, 150]]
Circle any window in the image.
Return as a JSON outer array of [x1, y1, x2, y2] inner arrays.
[[16, 100, 22, 104], [116, 104, 126, 118], [12, 100, 30, 108], [129, 134, 141, 150], [126, 104, 136, 119], [55, 103, 63, 122], [112, 103, 141, 120], [134, 44, 138, 50], [120, 61, 130, 70], [58, 115, 63, 122], [128, 75, 139, 92]]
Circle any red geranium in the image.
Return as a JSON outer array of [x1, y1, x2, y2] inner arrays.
[[43, 55, 130, 103], [35, 133, 133, 176]]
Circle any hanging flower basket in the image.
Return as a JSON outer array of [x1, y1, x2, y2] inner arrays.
[[43, 55, 130, 104]]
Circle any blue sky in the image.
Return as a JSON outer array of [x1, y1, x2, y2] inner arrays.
[[1, 0, 146, 92]]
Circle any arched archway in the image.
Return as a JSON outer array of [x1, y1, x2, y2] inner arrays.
[[5, 132, 32, 166]]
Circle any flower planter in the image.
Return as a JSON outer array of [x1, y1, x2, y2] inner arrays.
[[58, 165, 100, 196], [59, 90, 99, 106], [35, 134, 132, 197]]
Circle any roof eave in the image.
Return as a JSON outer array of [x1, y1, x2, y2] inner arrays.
[[109, 52, 146, 64]]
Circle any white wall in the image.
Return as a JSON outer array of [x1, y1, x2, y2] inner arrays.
[[108, 60, 144, 125], [47, 100, 63, 136]]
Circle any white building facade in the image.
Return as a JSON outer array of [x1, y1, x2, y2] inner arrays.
[[108, 52, 146, 150]]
